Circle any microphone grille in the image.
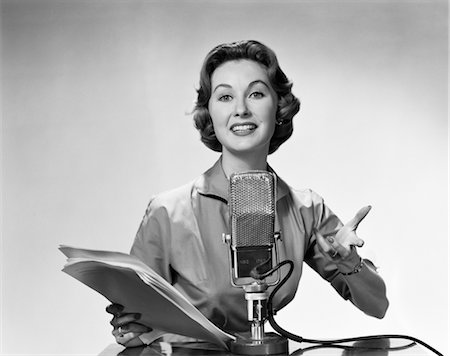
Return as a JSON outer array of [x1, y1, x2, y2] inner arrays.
[[229, 171, 276, 247]]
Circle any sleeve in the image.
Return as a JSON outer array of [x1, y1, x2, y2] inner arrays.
[[303, 191, 389, 319], [130, 197, 173, 283], [129, 197, 201, 344]]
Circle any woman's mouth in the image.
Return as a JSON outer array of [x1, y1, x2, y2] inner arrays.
[[231, 123, 257, 135]]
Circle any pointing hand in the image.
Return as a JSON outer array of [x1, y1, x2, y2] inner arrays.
[[316, 206, 371, 259]]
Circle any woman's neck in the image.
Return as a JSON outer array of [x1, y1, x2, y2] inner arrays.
[[221, 150, 268, 178]]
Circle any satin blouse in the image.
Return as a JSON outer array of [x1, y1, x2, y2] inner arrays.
[[130, 158, 388, 343]]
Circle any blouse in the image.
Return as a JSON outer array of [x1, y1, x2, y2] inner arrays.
[[130, 157, 388, 343]]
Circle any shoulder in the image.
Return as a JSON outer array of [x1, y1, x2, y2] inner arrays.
[[281, 180, 325, 208], [144, 181, 195, 218], [151, 182, 194, 206]]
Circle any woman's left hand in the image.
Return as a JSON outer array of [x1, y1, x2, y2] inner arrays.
[[315, 205, 371, 260]]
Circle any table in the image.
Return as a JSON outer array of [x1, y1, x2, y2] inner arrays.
[[99, 337, 435, 356]]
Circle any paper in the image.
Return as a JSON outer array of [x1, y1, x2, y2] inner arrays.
[[59, 245, 235, 349]]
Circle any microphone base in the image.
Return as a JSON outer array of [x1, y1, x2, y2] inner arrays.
[[230, 332, 288, 355]]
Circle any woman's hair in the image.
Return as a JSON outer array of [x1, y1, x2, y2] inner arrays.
[[193, 40, 300, 154]]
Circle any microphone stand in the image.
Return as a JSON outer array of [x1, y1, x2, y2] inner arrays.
[[223, 233, 288, 355], [244, 283, 268, 341], [230, 282, 288, 355]]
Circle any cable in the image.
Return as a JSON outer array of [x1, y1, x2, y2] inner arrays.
[[289, 340, 417, 356], [262, 260, 444, 356]]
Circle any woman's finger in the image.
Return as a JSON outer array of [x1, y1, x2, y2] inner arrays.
[[106, 303, 124, 316], [315, 229, 333, 254], [354, 237, 365, 247], [113, 322, 152, 335], [114, 331, 144, 347], [110, 313, 141, 328], [316, 229, 357, 259], [346, 205, 371, 230]]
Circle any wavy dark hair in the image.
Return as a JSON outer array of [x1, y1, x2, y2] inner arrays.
[[193, 40, 300, 154]]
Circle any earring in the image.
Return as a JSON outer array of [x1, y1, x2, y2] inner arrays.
[[276, 118, 285, 126]]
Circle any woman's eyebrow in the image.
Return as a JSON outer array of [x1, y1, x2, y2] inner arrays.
[[248, 80, 271, 89], [212, 83, 232, 93]]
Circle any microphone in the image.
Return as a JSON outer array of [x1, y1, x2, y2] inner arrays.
[[227, 170, 279, 285], [223, 171, 288, 355]]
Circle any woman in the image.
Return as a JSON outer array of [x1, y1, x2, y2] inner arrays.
[[107, 40, 389, 348]]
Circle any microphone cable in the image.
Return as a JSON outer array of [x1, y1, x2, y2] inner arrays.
[[253, 260, 444, 356], [288, 341, 418, 355]]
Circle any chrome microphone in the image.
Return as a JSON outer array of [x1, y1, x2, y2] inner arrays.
[[226, 170, 280, 286], [223, 171, 288, 355]]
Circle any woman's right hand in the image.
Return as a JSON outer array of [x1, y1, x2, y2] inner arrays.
[[106, 303, 152, 347]]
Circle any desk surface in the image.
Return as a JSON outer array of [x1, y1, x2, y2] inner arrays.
[[99, 338, 434, 356]]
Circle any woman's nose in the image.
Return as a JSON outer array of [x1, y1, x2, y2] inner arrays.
[[234, 97, 250, 117]]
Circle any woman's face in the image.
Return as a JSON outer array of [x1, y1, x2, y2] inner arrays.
[[208, 60, 278, 158]]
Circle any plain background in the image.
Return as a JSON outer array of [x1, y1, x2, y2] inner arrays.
[[1, 0, 448, 355]]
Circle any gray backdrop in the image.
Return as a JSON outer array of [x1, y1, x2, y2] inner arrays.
[[2, 0, 448, 355]]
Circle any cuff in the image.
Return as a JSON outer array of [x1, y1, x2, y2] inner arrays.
[[138, 329, 166, 346], [336, 247, 362, 274]]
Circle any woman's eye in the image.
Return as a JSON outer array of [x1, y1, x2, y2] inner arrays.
[[218, 94, 233, 102], [250, 92, 264, 99]]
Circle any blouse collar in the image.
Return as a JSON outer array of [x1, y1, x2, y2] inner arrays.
[[195, 156, 290, 204]]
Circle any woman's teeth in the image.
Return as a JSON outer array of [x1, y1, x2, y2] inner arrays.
[[231, 124, 256, 132]]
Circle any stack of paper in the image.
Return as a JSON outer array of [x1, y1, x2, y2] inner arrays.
[[59, 245, 235, 349]]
